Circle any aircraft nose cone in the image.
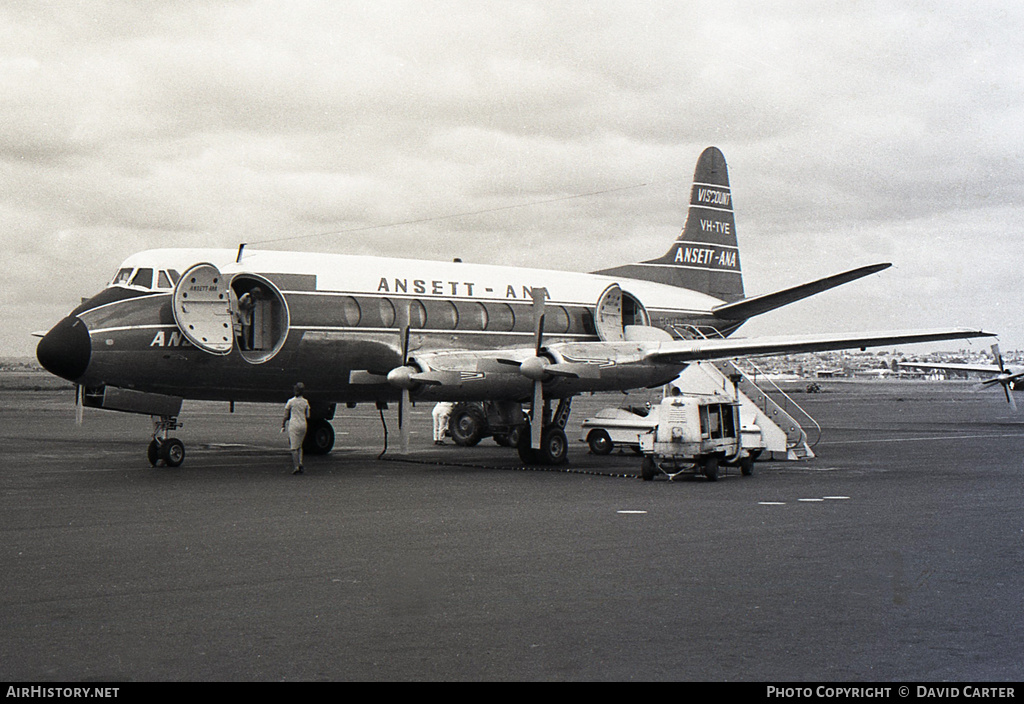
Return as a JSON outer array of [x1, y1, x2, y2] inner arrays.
[[36, 316, 91, 382]]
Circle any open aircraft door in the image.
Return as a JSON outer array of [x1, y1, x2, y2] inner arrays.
[[172, 263, 234, 355], [595, 284, 653, 341]]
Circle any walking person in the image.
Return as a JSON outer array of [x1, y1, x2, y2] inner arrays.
[[283, 382, 310, 474], [432, 401, 454, 445]]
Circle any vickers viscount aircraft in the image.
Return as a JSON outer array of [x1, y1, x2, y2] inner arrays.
[[36, 147, 994, 467], [900, 345, 1022, 411]]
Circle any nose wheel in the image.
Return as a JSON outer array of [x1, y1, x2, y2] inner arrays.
[[148, 415, 185, 467]]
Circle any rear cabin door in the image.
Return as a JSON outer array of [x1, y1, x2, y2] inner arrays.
[[172, 263, 234, 355]]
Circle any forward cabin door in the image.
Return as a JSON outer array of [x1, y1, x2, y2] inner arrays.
[[171, 263, 234, 355]]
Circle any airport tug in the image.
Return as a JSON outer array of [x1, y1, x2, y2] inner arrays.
[[638, 391, 756, 481]]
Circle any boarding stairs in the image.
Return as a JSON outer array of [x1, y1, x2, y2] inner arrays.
[[668, 325, 819, 460]]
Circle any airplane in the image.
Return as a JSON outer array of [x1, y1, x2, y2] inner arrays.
[[899, 345, 1022, 410], [35, 146, 995, 467]]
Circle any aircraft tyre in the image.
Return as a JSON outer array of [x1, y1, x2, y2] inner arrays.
[[703, 456, 719, 482], [449, 404, 486, 446], [160, 438, 186, 467], [740, 455, 755, 476], [516, 428, 540, 465], [147, 439, 160, 467], [303, 419, 335, 455], [586, 429, 613, 455], [539, 427, 569, 465]]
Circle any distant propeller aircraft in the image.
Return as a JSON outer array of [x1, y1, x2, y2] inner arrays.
[[900, 345, 1022, 411], [35, 147, 994, 467]]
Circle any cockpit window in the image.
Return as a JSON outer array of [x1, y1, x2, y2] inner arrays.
[[157, 271, 172, 289], [112, 268, 134, 286], [167, 269, 180, 285], [130, 268, 153, 289]]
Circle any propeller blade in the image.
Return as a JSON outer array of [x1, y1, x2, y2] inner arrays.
[[531, 380, 544, 449], [992, 344, 1006, 373], [532, 287, 547, 355], [396, 300, 412, 453], [399, 387, 411, 453], [75, 384, 83, 426]]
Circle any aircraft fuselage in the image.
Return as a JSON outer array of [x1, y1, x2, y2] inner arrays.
[[40, 248, 742, 408]]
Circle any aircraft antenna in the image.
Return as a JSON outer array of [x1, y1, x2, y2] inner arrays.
[[236, 243, 246, 262], [249, 181, 663, 247]]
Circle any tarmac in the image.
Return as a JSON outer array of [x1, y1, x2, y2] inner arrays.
[[1, 378, 1023, 682]]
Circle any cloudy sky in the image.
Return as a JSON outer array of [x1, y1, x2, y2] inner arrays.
[[3, 1, 1022, 358]]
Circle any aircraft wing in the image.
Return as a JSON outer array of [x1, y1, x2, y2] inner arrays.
[[636, 328, 995, 366], [898, 361, 1001, 375]]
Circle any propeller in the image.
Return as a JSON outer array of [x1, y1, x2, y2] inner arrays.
[[497, 288, 548, 449], [75, 384, 83, 426], [980, 344, 1021, 412]]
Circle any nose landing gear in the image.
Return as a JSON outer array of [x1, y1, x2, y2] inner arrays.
[[148, 415, 185, 467]]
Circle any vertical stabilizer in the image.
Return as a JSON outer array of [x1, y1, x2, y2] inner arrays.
[[595, 146, 744, 302]]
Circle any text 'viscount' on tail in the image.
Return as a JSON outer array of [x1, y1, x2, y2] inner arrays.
[[595, 146, 744, 303]]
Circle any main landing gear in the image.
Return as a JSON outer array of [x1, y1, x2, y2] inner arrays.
[[516, 398, 572, 466]]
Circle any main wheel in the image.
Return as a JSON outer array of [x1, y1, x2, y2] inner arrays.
[[539, 428, 569, 466], [587, 429, 613, 455], [449, 404, 486, 447], [160, 438, 185, 468], [147, 439, 160, 467], [303, 419, 335, 455], [740, 455, 755, 476], [516, 428, 540, 465]]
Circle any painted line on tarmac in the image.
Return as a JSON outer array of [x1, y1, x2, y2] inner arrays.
[[822, 432, 1024, 446], [759, 496, 851, 506]]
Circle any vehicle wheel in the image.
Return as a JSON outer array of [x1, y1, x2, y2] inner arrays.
[[641, 456, 656, 481], [740, 455, 755, 476], [160, 438, 185, 468], [147, 439, 160, 467], [702, 456, 719, 482], [587, 429, 613, 455], [303, 419, 335, 455], [449, 404, 486, 447], [516, 428, 540, 465], [539, 428, 569, 466]]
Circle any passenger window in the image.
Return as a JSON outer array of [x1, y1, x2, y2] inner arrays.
[[489, 303, 515, 331], [379, 298, 396, 327], [428, 300, 458, 330], [456, 301, 488, 330], [546, 305, 570, 334], [410, 300, 427, 328], [340, 296, 361, 327], [130, 268, 153, 289]]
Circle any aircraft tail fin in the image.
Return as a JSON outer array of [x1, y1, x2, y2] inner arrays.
[[594, 146, 744, 302]]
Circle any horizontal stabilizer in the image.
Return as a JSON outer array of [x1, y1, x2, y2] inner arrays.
[[711, 263, 891, 321]]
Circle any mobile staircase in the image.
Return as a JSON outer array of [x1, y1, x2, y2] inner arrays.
[[667, 325, 820, 460]]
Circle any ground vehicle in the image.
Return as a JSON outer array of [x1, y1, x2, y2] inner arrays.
[[447, 401, 524, 448], [579, 405, 657, 454], [638, 395, 755, 481]]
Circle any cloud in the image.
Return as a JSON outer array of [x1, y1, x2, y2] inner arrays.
[[3, 1, 1024, 357]]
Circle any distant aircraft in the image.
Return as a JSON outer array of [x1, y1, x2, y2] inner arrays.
[[899, 345, 1022, 410], [35, 147, 993, 467]]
